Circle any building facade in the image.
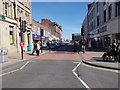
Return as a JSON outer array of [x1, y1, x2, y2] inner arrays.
[[40, 19, 63, 42], [72, 33, 82, 41], [0, 0, 32, 54], [82, 1, 120, 47], [32, 19, 51, 46]]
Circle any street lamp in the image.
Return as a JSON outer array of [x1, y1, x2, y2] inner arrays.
[[40, 28, 43, 53], [19, 17, 26, 59]]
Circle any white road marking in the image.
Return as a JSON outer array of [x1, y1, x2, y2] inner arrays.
[[20, 61, 29, 70], [0, 69, 20, 77], [73, 62, 80, 63], [0, 61, 30, 76], [73, 62, 90, 89], [82, 63, 120, 73]]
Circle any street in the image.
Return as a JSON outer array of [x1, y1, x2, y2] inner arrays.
[[2, 44, 119, 89]]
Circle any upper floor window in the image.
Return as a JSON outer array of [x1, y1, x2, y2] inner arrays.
[[103, 2, 106, 5], [97, 16, 99, 26], [4, 3, 9, 17], [97, 2, 99, 12], [116, 1, 120, 16], [118, 2, 120, 16], [104, 10, 106, 22], [103, 1, 106, 6], [109, 4, 112, 19]]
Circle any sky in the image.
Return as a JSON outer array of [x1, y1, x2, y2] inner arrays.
[[31, 2, 91, 40]]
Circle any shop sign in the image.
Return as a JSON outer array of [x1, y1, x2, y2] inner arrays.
[[27, 30, 31, 35], [0, 14, 5, 19]]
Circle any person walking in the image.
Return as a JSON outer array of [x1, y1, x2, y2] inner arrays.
[[32, 42, 37, 55], [74, 41, 77, 52], [117, 39, 120, 63], [36, 42, 40, 56], [82, 39, 86, 54], [88, 40, 92, 51], [47, 41, 50, 50], [112, 39, 118, 63]]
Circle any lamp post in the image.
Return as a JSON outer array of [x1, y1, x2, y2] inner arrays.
[[40, 28, 43, 53], [19, 17, 23, 59], [19, 17, 26, 59]]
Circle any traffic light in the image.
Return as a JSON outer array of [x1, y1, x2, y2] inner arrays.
[[81, 26, 84, 36], [19, 19, 26, 33], [40, 29, 44, 36], [22, 20, 26, 33]]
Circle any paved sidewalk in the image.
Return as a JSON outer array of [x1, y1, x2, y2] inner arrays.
[[1, 50, 50, 68], [80, 51, 120, 70]]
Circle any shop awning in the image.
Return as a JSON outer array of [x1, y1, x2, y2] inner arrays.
[[32, 34, 49, 40]]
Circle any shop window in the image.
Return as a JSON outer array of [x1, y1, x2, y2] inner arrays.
[[9, 26, 14, 45]]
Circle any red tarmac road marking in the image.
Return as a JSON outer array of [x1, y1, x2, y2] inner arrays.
[[35, 54, 80, 60], [8, 56, 36, 59], [81, 53, 103, 60]]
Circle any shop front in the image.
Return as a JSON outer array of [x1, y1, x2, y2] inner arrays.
[[32, 34, 49, 47]]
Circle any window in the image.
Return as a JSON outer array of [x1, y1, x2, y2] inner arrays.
[[103, 2, 106, 5], [104, 10, 106, 22], [4, 3, 8, 17], [98, 29, 99, 34], [9, 26, 14, 45], [115, 2, 120, 16], [118, 1, 120, 16], [109, 4, 112, 19], [97, 16, 99, 26], [97, 2, 99, 12]]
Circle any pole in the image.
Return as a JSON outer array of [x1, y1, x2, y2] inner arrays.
[[40, 28, 43, 53], [20, 17, 24, 59], [21, 35, 23, 60]]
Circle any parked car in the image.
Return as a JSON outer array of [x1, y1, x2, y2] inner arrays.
[[49, 43, 57, 49]]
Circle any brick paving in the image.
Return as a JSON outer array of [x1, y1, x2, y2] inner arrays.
[[81, 52, 104, 60], [35, 54, 81, 60], [8, 55, 38, 59]]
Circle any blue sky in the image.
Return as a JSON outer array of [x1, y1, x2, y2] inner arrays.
[[31, 2, 91, 40]]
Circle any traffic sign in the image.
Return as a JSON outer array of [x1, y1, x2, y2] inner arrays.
[[20, 42, 24, 47]]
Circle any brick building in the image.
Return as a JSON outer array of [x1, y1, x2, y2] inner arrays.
[[32, 19, 51, 46], [40, 19, 63, 42]]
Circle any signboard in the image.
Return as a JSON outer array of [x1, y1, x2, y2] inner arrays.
[[20, 42, 24, 47]]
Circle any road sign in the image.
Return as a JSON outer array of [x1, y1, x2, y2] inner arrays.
[[20, 42, 24, 47]]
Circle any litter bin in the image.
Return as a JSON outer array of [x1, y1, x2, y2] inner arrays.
[[0, 48, 8, 63], [27, 45, 32, 51]]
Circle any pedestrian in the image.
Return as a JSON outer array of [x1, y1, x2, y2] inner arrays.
[[82, 39, 86, 54], [88, 40, 92, 51], [31, 42, 37, 55], [117, 39, 120, 63], [112, 39, 118, 63], [47, 41, 50, 50], [36, 42, 40, 56], [74, 41, 77, 52]]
